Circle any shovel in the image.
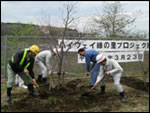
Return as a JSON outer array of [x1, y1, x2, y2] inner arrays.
[[82, 74, 106, 97], [33, 80, 42, 94], [81, 88, 95, 97], [26, 73, 42, 94]]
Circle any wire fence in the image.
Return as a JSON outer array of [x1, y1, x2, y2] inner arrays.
[[1, 36, 149, 82]]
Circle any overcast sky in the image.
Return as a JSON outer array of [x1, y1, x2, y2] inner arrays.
[[1, 1, 149, 32]]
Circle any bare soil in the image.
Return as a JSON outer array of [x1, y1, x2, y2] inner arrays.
[[1, 76, 149, 112]]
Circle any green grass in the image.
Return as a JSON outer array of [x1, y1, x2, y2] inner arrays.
[[143, 108, 149, 112], [40, 96, 63, 105], [1, 85, 7, 91]]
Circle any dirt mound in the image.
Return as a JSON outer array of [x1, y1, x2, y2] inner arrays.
[[36, 79, 84, 98], [1, 77, 149, 112], [66, 79, 82, 88], [121, 77, 149, 92]]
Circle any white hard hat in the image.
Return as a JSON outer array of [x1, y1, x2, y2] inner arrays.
[[96, 54, 106, 63]]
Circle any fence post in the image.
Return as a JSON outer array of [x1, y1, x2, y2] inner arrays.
[[4, 36, 8, 79]]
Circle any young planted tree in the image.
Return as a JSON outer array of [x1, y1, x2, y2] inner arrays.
[[39, 2, 83, 89]]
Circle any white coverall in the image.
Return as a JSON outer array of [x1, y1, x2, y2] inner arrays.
[[35, 50, 52, 78], [15, 74, 27, 89], [96, 59, 124, 93]]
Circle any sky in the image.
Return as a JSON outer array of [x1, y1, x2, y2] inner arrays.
[[1, 1, 149, 33]]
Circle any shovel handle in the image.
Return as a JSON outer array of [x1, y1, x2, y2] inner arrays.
[[26, 73, 39, 88], [34, 82, 39, 88]]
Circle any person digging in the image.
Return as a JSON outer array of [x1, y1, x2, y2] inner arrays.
[[78, 48, 101, 88], [5, 45, 40, 103], [92, 54, 126, 102], [35, 49, 57, 84]]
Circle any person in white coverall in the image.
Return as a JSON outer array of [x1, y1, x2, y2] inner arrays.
[[15, 74, 27, 89], [35, 50, 56, 84], [92, 54, 126, 102]]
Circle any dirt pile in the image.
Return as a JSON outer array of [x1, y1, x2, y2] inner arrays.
[[121, 77, 149, 92], [1, 77, 149, 112]]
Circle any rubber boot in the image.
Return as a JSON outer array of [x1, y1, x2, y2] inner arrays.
[[99, 86, 105, 95], [5, 87, 12, 103], [42, 78, 48, 84], [28, 84, 39, 96], [120, 91, 126, 102], [37, 74, 42, 84], [89, 85, 93, 89]]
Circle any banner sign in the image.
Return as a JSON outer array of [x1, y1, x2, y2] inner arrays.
[[58, 39, 148, 63], [58, 40, 149, 52], [78, 51, 144, 63]]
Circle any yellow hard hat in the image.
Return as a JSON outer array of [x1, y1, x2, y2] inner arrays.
[[29, 45, 40, 55]]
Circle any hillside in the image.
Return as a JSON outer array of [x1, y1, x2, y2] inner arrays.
[[1, 22, 80, 37]]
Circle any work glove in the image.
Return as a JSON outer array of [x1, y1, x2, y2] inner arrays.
[[91, 82, 99, 89], [49, 70, 53, 75], [32, 79, 39, 88], [24, 69, 29, 74], [105, 72, 110, 76]]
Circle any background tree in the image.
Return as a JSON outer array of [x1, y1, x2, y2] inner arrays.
[[92, 1, 137, 38]]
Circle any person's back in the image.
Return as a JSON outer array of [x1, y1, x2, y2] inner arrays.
[[35, 50, 51, 62], [104, 59, 123, 76], [85, 49, 99, 63]]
